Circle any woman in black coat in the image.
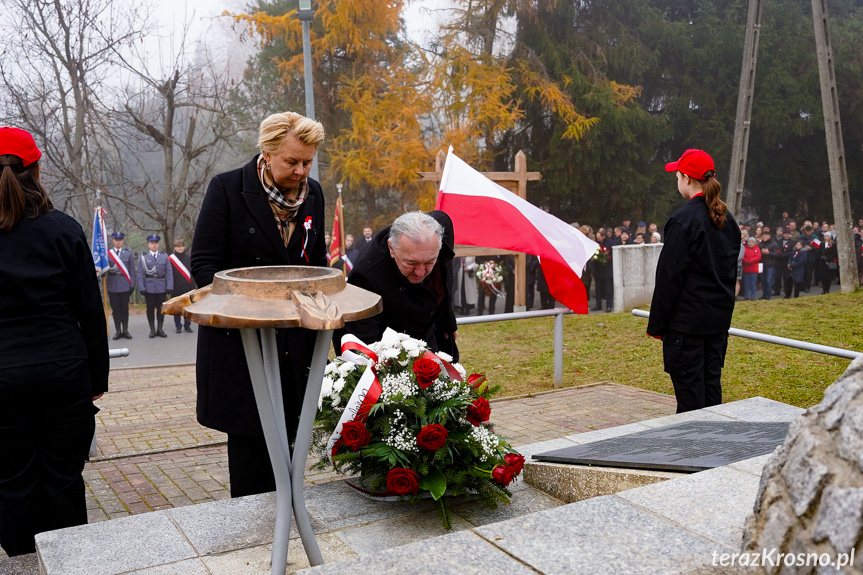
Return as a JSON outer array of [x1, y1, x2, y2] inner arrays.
[[647, 149, 740, 413], [190, 112, 327, 497], [0, 128, 108, 555]]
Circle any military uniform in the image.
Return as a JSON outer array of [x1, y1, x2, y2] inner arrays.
[[106, 232, 136, 339], [136, 235, 173, 337]]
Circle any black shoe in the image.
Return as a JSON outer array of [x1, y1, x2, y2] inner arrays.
[[157, 329, 168, 338], [123, 331, 133, 339], [149, 328, 156, 338], [112, 332, 123, 340], [184, 326, 194, 333], [606, 306, 612, 313], [176, 327, 182, 334], [591, 305, 602, 311]]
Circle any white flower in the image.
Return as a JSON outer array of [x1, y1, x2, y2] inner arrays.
[[330, 393, 341, 407], [401, 339, 419, 354], [324, 361, 338, 375], [337, 362, 356, 377], [452, 363, 467, 379], [382, 347, 401, 359], [406, 348, 420, 358], [380, 371, 417, 401], [333, 378, 346, 393], [435, 351, 453, 362], [319, 376, 334, 399], [379, 329, 401, 349], [397, 332, 411, 341]]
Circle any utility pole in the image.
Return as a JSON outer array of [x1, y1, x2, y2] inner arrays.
[[811, 0, 856, 292], [726, 0, 763, 218], [298, 0, 319, 182]]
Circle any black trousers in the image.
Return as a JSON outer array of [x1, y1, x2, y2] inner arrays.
[[662, 331, 727, 413], [594, 277, 613, 308], [143, 292, 166, 327], [227, 433, 277, 498], [107, 290, 131, 330], [0, 360, 94, 556]]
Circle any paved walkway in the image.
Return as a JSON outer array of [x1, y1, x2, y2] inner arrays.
[[0, 364, 676, 567]]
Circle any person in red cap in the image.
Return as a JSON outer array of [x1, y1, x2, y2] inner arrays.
[[647, 149, 741, 413], [0, 127, 109, 555]]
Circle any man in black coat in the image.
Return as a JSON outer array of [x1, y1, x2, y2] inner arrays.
[[190, 112, 327, 497], [339, 211, 459, 361]]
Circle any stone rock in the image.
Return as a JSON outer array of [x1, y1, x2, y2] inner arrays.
[[813, 485, 863, 554], [742, 356, 863, 575]]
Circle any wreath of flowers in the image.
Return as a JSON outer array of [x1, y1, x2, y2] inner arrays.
[[476, 259, 505, 297], [312, 329, 525, 529]]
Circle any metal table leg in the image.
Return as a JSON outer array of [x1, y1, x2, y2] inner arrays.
[[240, 328, 329, 574]]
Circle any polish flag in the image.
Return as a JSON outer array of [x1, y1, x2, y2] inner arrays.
[[435, 147, 599, 313]]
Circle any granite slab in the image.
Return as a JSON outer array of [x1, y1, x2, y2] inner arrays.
[[703, 396, 805, 422], [200, 533, 356, 575], [475, 495, 720, 575], [615, 465, 762, 547], [303, 480, 436, 531], [129, 559, 211, 574], [35, 513, 196, 575], [296, 530, 538, 575]]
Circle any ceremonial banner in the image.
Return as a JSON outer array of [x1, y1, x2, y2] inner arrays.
[[91, 206, 109, 275], [435, 147, 599, 313], [329, 197, 343, 269]]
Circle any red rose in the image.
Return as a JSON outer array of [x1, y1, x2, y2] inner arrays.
[[386, 467, 420, 495], [416, 424, 448, 450], [340, 421, 371, 451], [467, 373, 486, 389], [504, 453, 525, 475], [466, 397, 491, 426], [413, 358, 441, 389], [492, 465, 515, 487]]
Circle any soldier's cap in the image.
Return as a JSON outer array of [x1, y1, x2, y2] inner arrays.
[[0, 127, 42, 167], [665, 149, 715, 181], [147, 234, 160, 242], [112, 232, 125, 240]]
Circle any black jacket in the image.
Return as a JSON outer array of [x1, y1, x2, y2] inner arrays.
[[169, 250, 196, 295], [647, 196, 741, 337], [190, 156, 327, 436], [0, 209, 109, 395], [339, 210, 459, 360]]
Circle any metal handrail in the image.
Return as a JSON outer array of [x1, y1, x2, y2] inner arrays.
[[457, 308, 573, 387], [109, 348, 130, 358], [631, 309, 862, 360]]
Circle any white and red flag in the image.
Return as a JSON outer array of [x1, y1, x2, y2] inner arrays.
[[435, 147, 599, 313]]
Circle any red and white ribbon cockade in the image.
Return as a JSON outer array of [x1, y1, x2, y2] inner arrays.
[[108, 250, 132, 284], [168, 254, 191, 283], [326, 334, 383, 461], [301, 216, 313, 262]]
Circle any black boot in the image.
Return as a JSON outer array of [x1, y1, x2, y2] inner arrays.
[[122, 322, 133, 339], [113, 330, 123, 340], [149, 325, 156, 338], [156, 318, 167, 338]]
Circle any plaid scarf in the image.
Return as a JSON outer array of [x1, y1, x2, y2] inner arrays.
[[257, 154, 309, 247]]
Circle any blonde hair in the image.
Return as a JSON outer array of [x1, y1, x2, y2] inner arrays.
[[257, 112, 325, 153]]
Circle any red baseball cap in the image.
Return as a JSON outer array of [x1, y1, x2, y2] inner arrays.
[[665, 149, 715, 181], [0, 127, 42, 167]]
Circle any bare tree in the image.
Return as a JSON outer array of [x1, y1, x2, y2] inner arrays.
[[107, 28, 247, 248], [0, 0, 150, 229]]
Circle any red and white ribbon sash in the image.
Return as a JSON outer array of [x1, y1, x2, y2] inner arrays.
[[301, 216, 313, 262], [420, 350, 463, 382], [168, 254, 192, 283], [326, 334, 383, 461], [108, 250, 132, 284]]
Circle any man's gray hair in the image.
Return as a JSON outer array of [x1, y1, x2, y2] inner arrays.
[[389, 211, 443, 251]]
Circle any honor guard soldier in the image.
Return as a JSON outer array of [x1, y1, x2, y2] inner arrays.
[[168, 239, 196, 333], [106, 231, 136, 339], [136, 234, 173, 338]]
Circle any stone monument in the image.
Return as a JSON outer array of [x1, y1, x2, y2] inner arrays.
[[741, 355, 863, 573]]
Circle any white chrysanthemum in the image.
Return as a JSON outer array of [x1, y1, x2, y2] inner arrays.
[[379, 330, 401, 349], [333, 378, 346, 393], [330, 393, 341, 407], [397, 332, 411, 341], [381, 347, 401, 360], [319, 376, 334, 399], [435, 351, 453, 362], [401, 339, 419, 354], [452, 363, 467, 379], [337, 362, 356, 377], [324, 361, 338, 375]]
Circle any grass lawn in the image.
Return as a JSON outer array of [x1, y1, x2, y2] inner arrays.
[[457, 290, 863, 409]]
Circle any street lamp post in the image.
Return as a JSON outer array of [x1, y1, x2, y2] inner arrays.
[[297, 0, 319, 182]]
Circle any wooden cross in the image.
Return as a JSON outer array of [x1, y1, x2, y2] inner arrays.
[[417, 149, 542, 309]]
